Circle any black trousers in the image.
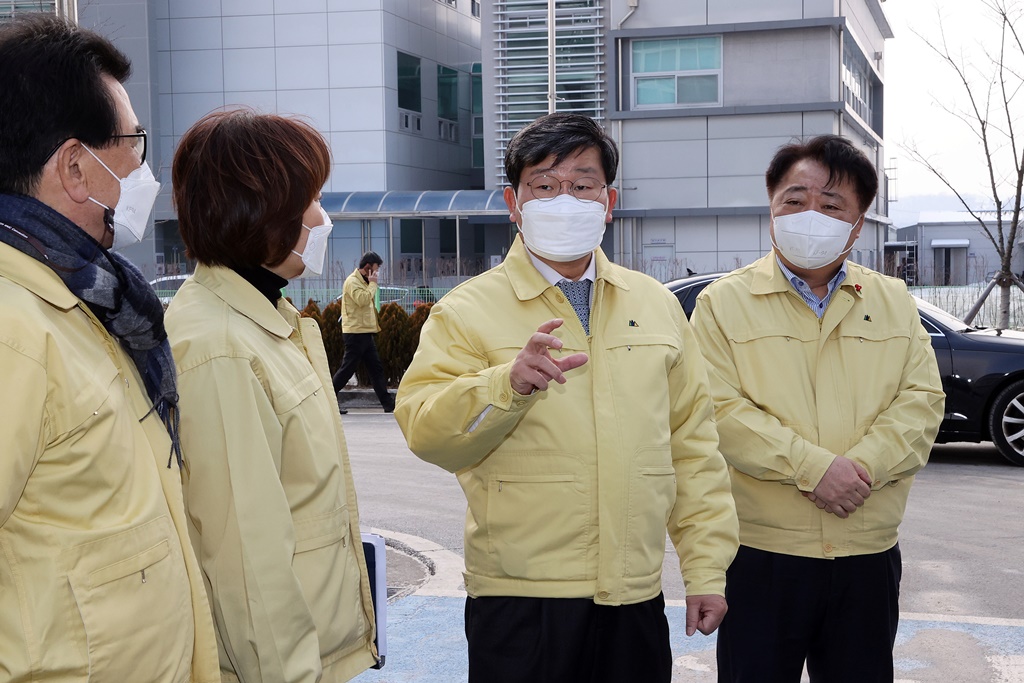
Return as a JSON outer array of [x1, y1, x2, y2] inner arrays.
[[464, 594, 672, 683], [717, 544, 902, 683], [331, 333, 392, 409]]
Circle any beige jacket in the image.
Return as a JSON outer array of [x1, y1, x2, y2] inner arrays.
[[690, 255, 945, 558], [340, 268, 379, 334], [0, 243, 220, 683], [396, 238, 738, 602], [166, 264, 377, 683]]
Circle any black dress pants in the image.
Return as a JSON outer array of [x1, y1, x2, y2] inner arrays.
[[465, 593, 672, 683], [331, 332, 393, 409], [717, 544, 902, 683]]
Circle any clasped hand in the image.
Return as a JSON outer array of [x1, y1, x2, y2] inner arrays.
[[802, 455, 873, 519], [509, 319, 588, 395]]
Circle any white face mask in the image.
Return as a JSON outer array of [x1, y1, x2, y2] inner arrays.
[[291, 205, 333, 278], [83, 145, 160, 251], [771, 209, 860, 270], [517, 193, 608, 262]]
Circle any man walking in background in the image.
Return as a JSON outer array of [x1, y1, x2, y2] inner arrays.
[[333, 251, 395, 412]]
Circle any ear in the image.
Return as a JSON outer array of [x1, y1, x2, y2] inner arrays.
[[503, 186, 521, 224], [53, 140, 93, 205], [605, 187, 618, 222], [852, 214, 866, 240]]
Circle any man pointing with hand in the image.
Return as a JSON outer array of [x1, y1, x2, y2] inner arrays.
[[395, 113, 738, 683]]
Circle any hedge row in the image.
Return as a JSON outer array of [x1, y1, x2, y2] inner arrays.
[[297, 299, 434, 388]]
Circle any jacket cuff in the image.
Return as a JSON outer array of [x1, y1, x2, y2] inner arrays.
[[682, 569, 726, 598], [794, 450, 836, 492], [488, 363, 537, 413]]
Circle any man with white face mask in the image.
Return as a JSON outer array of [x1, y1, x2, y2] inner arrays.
[[395, 113, 738, 682], [0, 14, 220, 682], [690, 135, 945, 682]]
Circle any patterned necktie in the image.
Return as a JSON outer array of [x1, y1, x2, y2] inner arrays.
[[557, 278, 592, 335]]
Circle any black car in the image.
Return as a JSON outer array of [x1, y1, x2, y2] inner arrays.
[[666, 272, 1024, 467]]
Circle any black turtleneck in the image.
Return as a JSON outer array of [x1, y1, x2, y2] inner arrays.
[[233, 266, 288, 305]]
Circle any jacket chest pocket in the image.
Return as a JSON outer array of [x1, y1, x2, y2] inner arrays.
[[603, 333, 679, 423], [62, 516, 193, 683]]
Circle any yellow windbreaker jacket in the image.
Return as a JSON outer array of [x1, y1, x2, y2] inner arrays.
[[340, 269, 379, 334], [690, 255, 945, 559], [166, 265, 377, 683], [396, 238, 738, 603], [0, 243, 220, 683]]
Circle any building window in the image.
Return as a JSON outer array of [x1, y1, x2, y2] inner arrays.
[[471, 0, 480, 18], [843, 41, 880, 133], [471, 62, 483, 168], [631, 37, 722, 108], [400, 219, 423, 253], [397, 51, 421, 113], [436, 0, 456, 6], [440, 219, 457, 254], [492, 2, 606, 180], [438, 65, 458, 121]]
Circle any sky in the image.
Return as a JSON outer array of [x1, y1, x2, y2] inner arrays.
[[882, 0, 1018, 226]]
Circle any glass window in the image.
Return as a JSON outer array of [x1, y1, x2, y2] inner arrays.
[[438, 65, 458, 122], [440, 219, 457, 253], [631, 37, 722, 108], [398, 51, 421, 113], [400, 219, 423, 253], [472, 137, 484, 168]]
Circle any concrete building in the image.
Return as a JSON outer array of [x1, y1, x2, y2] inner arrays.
[[891, 212, 1024, 286], [482, 0, 894, 281], [7, 0, 897, 299]]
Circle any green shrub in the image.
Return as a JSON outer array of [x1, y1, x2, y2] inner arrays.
[[321, 300, 344, 376], [376, 302, 410, 386], [408, 302, 433, 360]]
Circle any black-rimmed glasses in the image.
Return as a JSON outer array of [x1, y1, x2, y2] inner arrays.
[[110, 130, 147, 164], [525, 175, 607, 202]]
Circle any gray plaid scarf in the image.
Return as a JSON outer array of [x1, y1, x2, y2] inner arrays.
[[0, 193, 182, 467]]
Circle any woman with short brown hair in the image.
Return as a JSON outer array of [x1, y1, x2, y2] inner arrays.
[[165, 109, 378, 682]]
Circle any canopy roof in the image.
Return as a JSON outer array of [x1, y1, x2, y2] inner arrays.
[[322, 190, 508, 219]]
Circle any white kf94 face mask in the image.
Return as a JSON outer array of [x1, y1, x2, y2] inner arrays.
[[517, 193, 608, 262], [771, 209, 861, 270], [291, 205, 333, 278], [83, 145, 161, 251]]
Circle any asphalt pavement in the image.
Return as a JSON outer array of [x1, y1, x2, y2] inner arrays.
[[339, 400, 1024, 683]]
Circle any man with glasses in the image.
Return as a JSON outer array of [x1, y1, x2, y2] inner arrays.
[[396, 112, 738, 682], [0, 15, 219, 681]]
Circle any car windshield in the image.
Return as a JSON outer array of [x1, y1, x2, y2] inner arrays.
[[913, 296, 974, 332]]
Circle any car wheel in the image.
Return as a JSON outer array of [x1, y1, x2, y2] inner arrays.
[[988, 379, 1024, 466]]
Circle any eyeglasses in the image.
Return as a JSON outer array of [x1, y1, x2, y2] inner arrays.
[[111, 130, 147, 164], [43, 129, 148, 164], [525, 175, 607, 202]]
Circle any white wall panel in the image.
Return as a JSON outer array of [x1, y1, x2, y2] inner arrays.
[[223, 49, 277, 91]]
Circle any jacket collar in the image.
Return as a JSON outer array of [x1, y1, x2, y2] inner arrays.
[[191, 263, 294, 338], [503, 237, 629, 302], [750, 252, 864, 300], [0, 241, 79, 310]]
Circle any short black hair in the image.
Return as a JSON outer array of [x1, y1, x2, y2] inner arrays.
[[0, 14, 132, 196], [504, 113, 619, 190], [359, 251, 383, 269], [765, 134, 878, 213]]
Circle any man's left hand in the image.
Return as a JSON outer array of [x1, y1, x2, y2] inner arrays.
[[685, 594, 727, 636]]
